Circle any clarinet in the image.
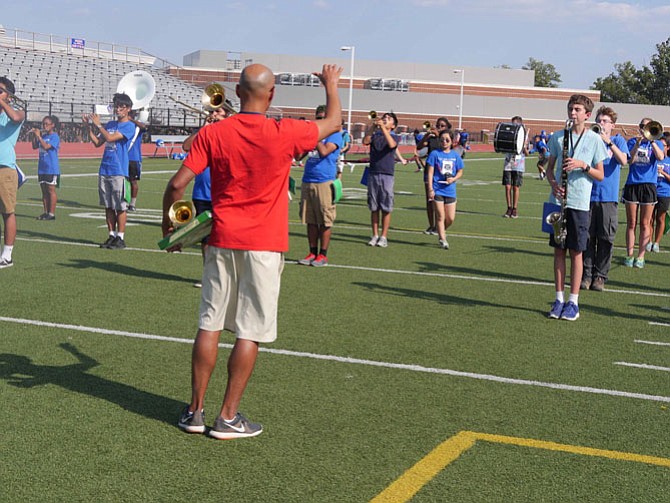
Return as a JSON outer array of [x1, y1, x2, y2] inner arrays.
[[556, 119, 574, 247]]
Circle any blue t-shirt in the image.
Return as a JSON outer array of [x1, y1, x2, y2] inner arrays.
[[99, 120, 135, 177], [369, 130, 399, 176], [0, 111, 23, 169], [656, 159, 670, 198], [37, 132, 60, 175], [192, 167, 211, 201], [590, 134, 629, 203], [626, 138, 664, 185], [548, 128, 608, 211], [459, 131, 469, 146], [426, 149, 464, 198], [128, 126, 144, 163], [302, 132, 342, 183]]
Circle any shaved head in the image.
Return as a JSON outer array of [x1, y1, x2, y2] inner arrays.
[[238, 64, 275, 108]]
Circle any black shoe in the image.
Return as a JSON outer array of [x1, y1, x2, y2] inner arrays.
[[109, 236, 126, 249], [100, 236, 116, 248], [43, 214, 55, 221]]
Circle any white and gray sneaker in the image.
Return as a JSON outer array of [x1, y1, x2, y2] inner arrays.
[[376, 236, 388, 248], [178, 406, 206, 434], [209, 412, 263, 440], [439, 239, 449, 250], [0, 258, 14, 269], [368, 236, 379, 246]]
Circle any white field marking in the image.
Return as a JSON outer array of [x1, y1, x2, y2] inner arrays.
[[1, 315, 669, 404], [15, 235, 670, 298], [51, 170, 179, 179], [649, 321, 670, 327], [635, 340, 670, 347], [614, 362, 670, 372]]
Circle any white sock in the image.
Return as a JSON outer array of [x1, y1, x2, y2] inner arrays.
[[555, 291, 564, 303], [117, 232, 125, 240], [1, 245, 13, 261], [569, 294, 579, 305], [131, 197, 137, 206]]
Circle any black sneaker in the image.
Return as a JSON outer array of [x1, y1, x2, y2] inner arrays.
[[178, 406, 205, 434], [43, 214, 56, 220], [209, 412, 263, 440], [127, 205, 137, 212], [37, 213, 47, 220], [0, 258, 14, 269], [109, 236, 126, 249], [100, 236, 116, 248]]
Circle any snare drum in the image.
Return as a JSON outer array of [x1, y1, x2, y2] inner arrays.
[[494, 122, 526, 155]]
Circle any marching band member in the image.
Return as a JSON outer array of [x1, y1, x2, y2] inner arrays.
[[501, 116, 529, 219], [648, 137, 670, 253], [417, 117, 451, 235], [32, 115, 61, 221]]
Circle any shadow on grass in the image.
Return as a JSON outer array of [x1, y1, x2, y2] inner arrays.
[[58, 258, 196, 283], [0, 343, 183, 427], [19, 228, 102, 246], [415, 260, 551, 284]]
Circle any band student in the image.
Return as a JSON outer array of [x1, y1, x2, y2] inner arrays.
[[32, 115, 61, 221], [162, 63, 342, 440], [582, 106, 629, 291], [127, 110, 148, 212], [648, 137, 670, 252], [417, 117, 452, 235], [502, 116, 529, 219], [546, 95, 607, 322]]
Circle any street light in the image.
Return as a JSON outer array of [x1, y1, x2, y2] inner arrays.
[[340, 45, 355, 134], [454, 69, 464, 130]]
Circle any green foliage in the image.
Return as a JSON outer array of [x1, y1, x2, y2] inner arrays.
[[522, 57, 562, 88]]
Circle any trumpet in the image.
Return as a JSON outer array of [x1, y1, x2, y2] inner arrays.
[[642, 120, 663, 141], [168, 200, 196, 227], [423, 120, 431, 130], [368, 110, 377, 120], [0, 88, 27, 110], [591, 124, 602, 135]]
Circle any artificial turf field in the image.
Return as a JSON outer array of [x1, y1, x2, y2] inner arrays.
[[1, 153, 668, 502]]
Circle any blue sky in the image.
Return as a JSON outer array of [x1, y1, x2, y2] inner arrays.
[[3, 0, 670, 89]]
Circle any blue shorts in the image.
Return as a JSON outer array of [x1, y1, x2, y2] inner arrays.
[[367, 173, 394, 213]]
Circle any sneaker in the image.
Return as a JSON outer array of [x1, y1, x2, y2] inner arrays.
[[311, 254, 328, 267], [423, 227, 436, 235], [645, 242, 653, 252], [590, 277, 605, 292], [127, 205, 137, 212], [368, 236, 379, 246], [503, 208, 512, 218], [178, 406, 206, 434], [376, 236, 388, 248], [652, 243, 660, 253], [43, 214, 55, 221], [109, 236, 126, 249], [548, 300, 564, 319], [0, 258, 14, 269], [208, 412, 263, 440], [633, 257, 645, 269], [511, 208, 518, 219], [36, 213, 47, 220], [439, 238, 449, 250], [580, 277, 591, 290], [624, 256, 634, 267], [193, 281, 202, 288], [298, 253, 316, 266], [100, 236, 116, 248], [560, 301, 580, 321]]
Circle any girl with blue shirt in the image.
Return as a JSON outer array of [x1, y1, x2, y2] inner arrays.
[[31, 115, 60, 220], [425, 130, 464, 249], [649, 137, 670, 252]]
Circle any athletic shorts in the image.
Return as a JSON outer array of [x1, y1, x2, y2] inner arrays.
[[0, 166, 18, 214], [299, 181, 336, 226], [367, 172, 394, 213], [128, 161, 142, 181], [433, 195, 456, 204], [199, 248, 284, 343], [656, 196, 670, 214], [502, 171, 523, 187], [549, 208, 589, 251], [537, 154, 548, 167], [98, 175, 128, 211], [38, 174, 59, 186], [622, 183, 657, 205]]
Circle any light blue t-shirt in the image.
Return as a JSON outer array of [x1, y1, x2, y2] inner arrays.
[[590, 134, 629, 203], [548, 128, 608, 211], [302, 132, 342, 183], [426, 149, 464, 198], [37, 132, 60, 175], [99, 120, 135, 177], [0, 111, 23, 169]]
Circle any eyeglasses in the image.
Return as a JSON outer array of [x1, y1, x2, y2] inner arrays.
[[114, 104, 129, 109], [598, 118, 613, 124]]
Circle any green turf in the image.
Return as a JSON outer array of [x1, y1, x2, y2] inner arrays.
[[1, 155, 668, 502]]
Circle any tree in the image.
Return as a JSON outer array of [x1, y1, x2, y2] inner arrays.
[[522, 57, 562, 88]]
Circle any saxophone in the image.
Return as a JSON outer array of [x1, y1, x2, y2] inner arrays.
[[545, 119, 574, 247]]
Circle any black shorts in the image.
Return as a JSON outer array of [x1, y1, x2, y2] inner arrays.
[[502, 171, 523, 187], [128, 161, 142, 181], [549, 208, 589, 251], [193, 198, 212, 245], [656, 196, 670, 214], [433, 195, 456, 204], [622, 183, 657, 205]]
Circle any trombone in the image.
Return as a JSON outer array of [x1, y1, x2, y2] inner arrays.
[[169, 82, 237, 119], [642, 120, 663, 141]]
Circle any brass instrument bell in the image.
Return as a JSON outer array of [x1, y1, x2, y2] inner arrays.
[[642, 120, 663, 142], [168, 200, 196, 227], [423, 120, 431, 130], [368, 110, 377, 120], [591, 124, 602, 135]]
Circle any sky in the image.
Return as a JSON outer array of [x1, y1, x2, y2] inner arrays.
[[2, 0, 670, 90]]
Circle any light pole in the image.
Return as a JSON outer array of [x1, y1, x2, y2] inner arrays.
[[454, 69, 464, 130], [340, 46, 355, 134]]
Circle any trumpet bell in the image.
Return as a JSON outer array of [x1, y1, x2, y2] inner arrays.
[[423, 121, 431, 130], [168, 200, 196, 227], [116, 70, 156, 110], [591, 124, 602, 135], [642, 120, 663, 141], [202, 83, 226, 111], [368, 110, 377, 120]]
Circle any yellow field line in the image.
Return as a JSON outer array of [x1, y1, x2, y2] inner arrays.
[[371, 430, 670, 502]]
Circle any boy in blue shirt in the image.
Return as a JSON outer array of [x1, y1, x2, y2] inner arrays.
[[84, 93, 135, 249], [545, 94, 607, 321]]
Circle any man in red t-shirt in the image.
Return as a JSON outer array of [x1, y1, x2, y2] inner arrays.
[[162, 63, 342, 439]]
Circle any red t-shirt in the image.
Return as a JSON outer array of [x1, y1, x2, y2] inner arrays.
[[184, 113, 318, 251]]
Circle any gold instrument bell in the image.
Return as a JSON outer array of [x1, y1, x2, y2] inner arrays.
[[201, 83, 237, 116], [642, 120, 663, 142], [368, 110, 377, 120], [168, 200, 196, 227]]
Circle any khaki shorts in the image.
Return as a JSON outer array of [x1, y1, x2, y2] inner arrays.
[[299, 181, 336, 226], [0, 167, 18, 214], [199, 248, 284, 343]]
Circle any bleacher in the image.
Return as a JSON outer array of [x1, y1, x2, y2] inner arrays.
[[0, 28, 217, 129]]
